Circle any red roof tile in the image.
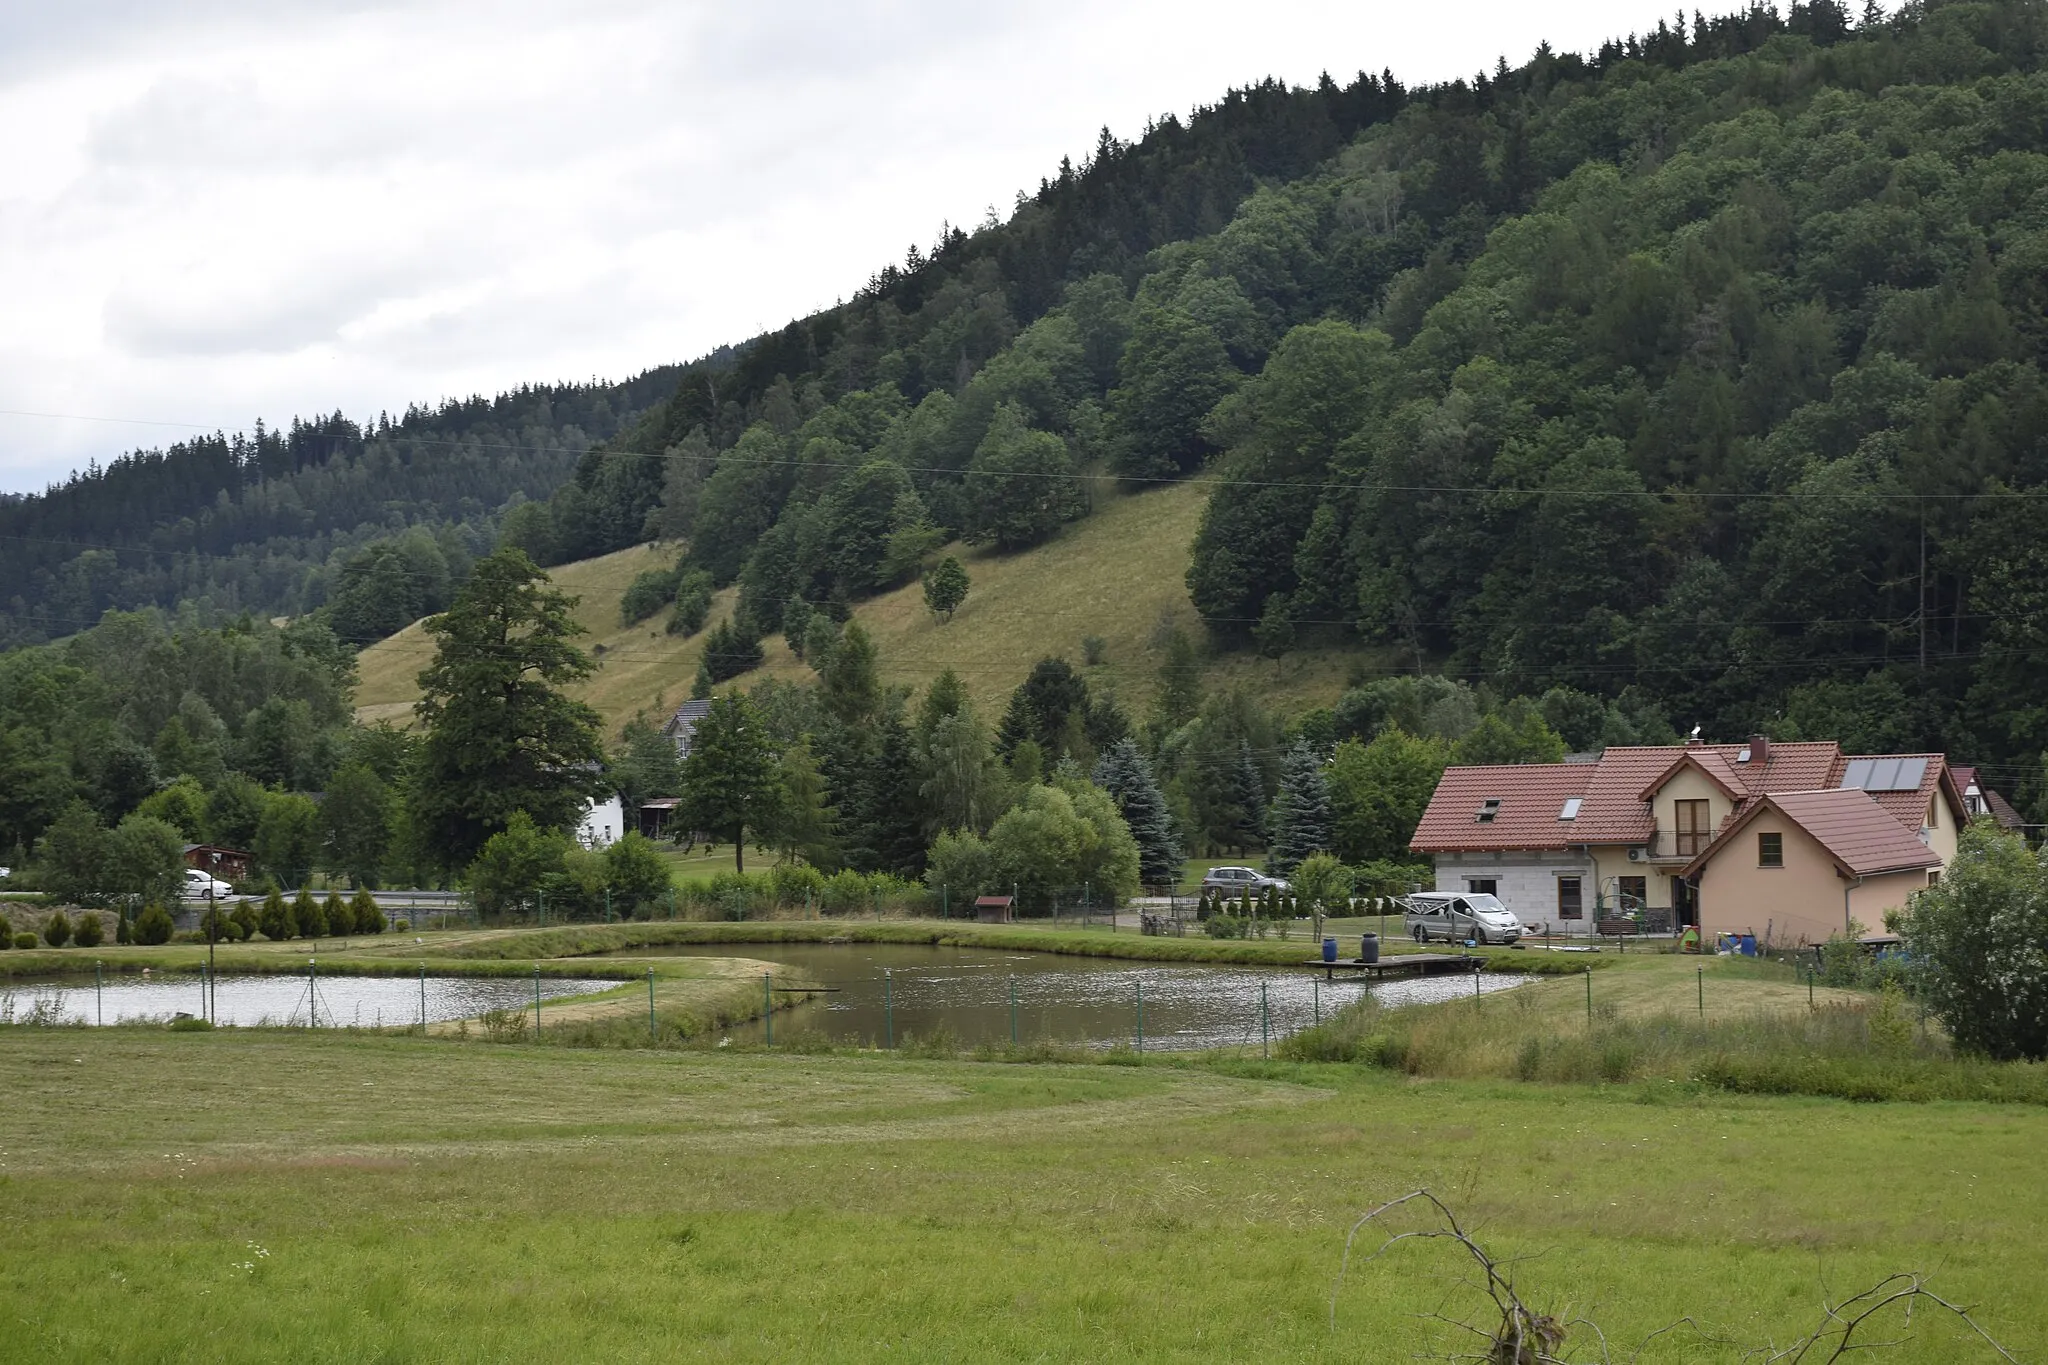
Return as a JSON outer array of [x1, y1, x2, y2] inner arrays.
[[1408, 764, 1594, 852], [1686, 788, 1941, 878]]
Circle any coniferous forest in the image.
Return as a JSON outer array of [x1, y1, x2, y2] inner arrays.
[[4, 0, 2048, 882]]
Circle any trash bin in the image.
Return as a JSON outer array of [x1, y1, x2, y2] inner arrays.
[[1359, 933, 1380, 965], [1321, 937, 1338, 963]]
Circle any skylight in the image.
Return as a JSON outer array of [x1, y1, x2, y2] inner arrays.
[[1476, 798, 1501, 824], [1559, 797, 1582, 820]]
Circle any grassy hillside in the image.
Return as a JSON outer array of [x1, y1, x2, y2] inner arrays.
[[355, 479, 1369, 734]]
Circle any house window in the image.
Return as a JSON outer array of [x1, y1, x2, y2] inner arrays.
[[1758, 832, 1783, 868], [1557, 877, 1583, 920], [1617, 876, 1646, 910], [1476, 798, 1500, 824], [1675, 799, 1712, 856], [1466, 879, 1497, 896]]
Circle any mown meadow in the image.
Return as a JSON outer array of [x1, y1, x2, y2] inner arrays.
[[1, 1024, 2042, 1364]]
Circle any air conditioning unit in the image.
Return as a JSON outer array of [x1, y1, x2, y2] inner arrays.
[[1626, 847, 1647, 863]]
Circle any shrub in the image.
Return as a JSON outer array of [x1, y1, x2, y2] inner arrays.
[[295, 886, 325, 938], [323, 891, 350, 937], [394, 919, 411, 933], [0, 927, 10, 950], [669, 570, 714, 637], [42, 910, 72, 948], [621, 564, 683, 625], [1080, 635, 1107, 666], [259, 886, 294, 941], [821, 869, 872, 916], [230, 904, 260, 941], [769, 861, 827, 910], [352, 888, 384, 934], [167, 1016, 214, 1032], [1205, 913, 1246, 940], [133, 904, 175, 946], [12, 932, 36, 950], [72, 912, 104, 949]]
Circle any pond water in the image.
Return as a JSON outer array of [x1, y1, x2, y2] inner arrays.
[[620, 943, 1530, 1052], [0, 972, 614, 1028]]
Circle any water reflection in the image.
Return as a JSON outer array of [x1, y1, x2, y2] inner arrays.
[[630, 942, 1528, 1051], [0, 973, 612, 1028]]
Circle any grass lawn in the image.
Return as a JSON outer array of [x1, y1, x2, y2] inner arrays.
[[1, 1029, 2042, 1362]]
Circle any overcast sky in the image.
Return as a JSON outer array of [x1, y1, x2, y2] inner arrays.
[[1, 0, 1685, 494]]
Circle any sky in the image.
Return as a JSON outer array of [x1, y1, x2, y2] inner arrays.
[[1, 0, 1681, 494]]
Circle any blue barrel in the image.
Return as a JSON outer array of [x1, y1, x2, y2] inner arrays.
[[1321, 937, 1338, 963], [1739, 933, 1758, 957], [1360, 933, 1380, 965]]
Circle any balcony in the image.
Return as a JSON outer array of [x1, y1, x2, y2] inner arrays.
[[1640, 829, 1715, 861]]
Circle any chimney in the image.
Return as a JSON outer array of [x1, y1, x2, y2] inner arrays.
[[1749, 734, 1769, 765]]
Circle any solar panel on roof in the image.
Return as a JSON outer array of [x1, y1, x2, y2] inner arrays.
[[1841, 756, 1930, 791]]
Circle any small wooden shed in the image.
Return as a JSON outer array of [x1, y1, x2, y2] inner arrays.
[[973, 895, 1014, 923]]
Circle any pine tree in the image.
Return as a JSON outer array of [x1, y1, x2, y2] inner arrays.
[[1092, 739, 1182, 891], [1230, 741, 1267, 853], [1267, 741, 1334, 876]]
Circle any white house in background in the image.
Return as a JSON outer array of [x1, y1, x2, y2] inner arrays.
[[577, 794, 625, 848]]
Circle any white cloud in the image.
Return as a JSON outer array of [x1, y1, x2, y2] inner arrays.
[[0, 0, 1677, 491]]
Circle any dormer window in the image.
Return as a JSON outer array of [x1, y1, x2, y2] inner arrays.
[[1559, 797, 1581, 821], [1475, 798, 1501, 824]]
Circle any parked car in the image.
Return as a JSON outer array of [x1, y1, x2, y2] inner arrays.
[[1403, 891, 1523, 945], [1200, 865, 1291, 896], [183, 868, 235, 900]]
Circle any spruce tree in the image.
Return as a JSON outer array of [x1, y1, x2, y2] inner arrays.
[[1230, 741, 1267, 853], [1267, 740, 1334, 877], [1092, 739, 1182, 891]]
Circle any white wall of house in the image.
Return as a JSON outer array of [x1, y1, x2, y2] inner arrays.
[[1433, 850, 1601, 935], [577, 795, 625, 849]]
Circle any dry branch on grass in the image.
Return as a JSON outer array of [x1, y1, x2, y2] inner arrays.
[[1330, 1189, 2016, 1364]]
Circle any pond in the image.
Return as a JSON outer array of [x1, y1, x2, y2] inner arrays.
[[618, 943, 1531, 1052], [0, 972, 615, 1028]]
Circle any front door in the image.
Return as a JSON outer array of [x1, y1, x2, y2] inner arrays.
[[1671, 875, 1698, 928]]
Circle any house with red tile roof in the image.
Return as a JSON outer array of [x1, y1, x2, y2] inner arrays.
[[1409, 736, 1966, 945]]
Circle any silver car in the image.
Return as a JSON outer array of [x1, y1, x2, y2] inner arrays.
[[1404, 892, 1522, 945]]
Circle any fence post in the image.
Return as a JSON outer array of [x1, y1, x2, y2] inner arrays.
[[95, 960, 103, 1027], [1474, 961, 1482, 1007], [419, 963, 427, 1030], [1584, 965, 1592, 1024], [762, 973, 772, 1046], [533, 964, 542, 1037], [942, 884, 949, 920], [1808, 969, 1815, 1006], [1697, 965, 1704, 1020], [668, 886, 676, 921], [1313, 978, 1320, 1027], [538, 888, 545, 927], [605, 887, 613, 924], [884, 969, 894, 1049], [1135, 977, 1144, 1053], [1260, 981, 1270, 1058], [308, 957, 318, 1029], [648, 968, 657, 1041]]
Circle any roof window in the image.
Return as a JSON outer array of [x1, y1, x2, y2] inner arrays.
[[1475, 798, 1501, 824], [1559, 797, 1582, 821]]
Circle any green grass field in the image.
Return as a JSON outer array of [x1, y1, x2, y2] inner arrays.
[[2, 1028, 2042, 1362], [352, 480, 1373, 734]]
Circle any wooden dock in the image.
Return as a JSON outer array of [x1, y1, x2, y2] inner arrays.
[[1298, 953, 1482, 981]]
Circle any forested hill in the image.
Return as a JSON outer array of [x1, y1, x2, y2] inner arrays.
[[511, 0, 2048, 816], [0, 366, 698, 649]]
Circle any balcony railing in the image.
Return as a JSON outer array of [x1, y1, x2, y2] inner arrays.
[[1641, 830, 1715, 860]]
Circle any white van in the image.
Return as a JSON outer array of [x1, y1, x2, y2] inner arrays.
[[1403, 892, 1522, 945]]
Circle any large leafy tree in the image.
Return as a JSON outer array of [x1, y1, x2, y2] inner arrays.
[[962, 404, 1086, 551], [323, 763, 395, 888], [411, 548, 607, 870], [1326, 728, 1450, 865], [676, 694, 782, 873]]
